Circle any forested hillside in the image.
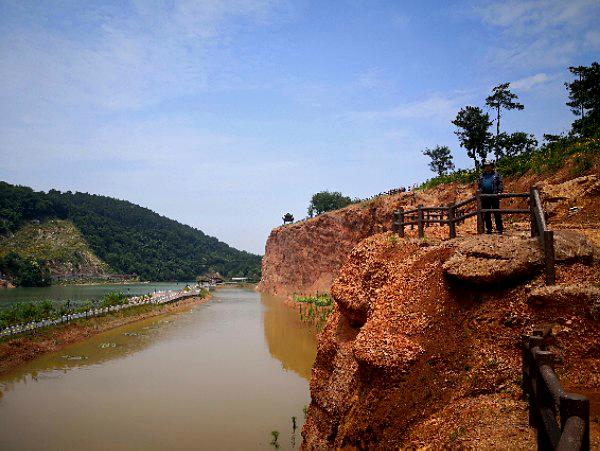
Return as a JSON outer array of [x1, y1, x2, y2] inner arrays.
[[0, 182, 261, 281]]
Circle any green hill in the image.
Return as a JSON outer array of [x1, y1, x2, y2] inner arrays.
[[0, 181, 262, 282]]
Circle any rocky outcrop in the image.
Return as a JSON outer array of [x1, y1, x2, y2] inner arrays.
[[443, 234, 543, 284], [0, 278, 15, 289], [442, 231, 595, 285], [259, 163, 600, 298], [302, 232, 600, 449], [528, 284, 600, 320]]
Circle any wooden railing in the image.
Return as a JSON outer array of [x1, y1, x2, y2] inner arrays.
[[391, 187, 556, 284], [522, 329, 590, 450]]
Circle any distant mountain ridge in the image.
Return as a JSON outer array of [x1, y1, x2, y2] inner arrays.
[[0, 181, 261, 281]]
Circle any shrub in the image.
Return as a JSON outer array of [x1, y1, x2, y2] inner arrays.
[[100, 292, 129, 308]]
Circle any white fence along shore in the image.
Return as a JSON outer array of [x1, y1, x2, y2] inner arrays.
[[0, 286, 209, 339]]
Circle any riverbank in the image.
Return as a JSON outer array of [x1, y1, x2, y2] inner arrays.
[[0, 293, 211, 374]]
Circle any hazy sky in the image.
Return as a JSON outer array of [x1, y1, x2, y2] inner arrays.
[[1, 0, 599, 254]]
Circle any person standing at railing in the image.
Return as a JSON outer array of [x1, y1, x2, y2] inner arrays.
[[478, 160, 504, 234]]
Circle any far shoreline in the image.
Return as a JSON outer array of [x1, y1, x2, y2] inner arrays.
[[0, 293, 212, 375]]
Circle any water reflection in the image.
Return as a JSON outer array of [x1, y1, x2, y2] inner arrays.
[[0, 287, 316, 450], [262, 293, 317, 380]]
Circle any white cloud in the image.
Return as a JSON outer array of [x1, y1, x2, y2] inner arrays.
[[511, 73, 550, 91], [477, 0, 596, 33], [0, 1, 288, 114], [346, 93, 469, 122], [475, 0, 600, 70]]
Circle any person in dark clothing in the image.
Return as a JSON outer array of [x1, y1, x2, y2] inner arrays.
[[477, 160, 504, 234]]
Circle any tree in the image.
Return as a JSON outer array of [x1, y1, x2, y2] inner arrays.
[[452, 106, 492, 169], [422, 145, 455, 176], [485, 82, 524, 159], [565, 62, 600, 137], [493, 132, 538, 158], [308, 191, 352, 217]]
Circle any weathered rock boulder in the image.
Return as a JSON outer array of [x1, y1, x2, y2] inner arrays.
[[554, 230, 595, 263], [443, 231, 595, 285], [443, 234, 542, 285], [528, 284, 600, 308]]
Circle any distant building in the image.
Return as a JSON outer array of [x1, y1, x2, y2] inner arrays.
[[231, 277, 248, 282], [197, 270, 225, 285]]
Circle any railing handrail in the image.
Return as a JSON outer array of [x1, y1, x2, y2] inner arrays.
[[391, 187, 556, 284], [522, 331, 590, 450]]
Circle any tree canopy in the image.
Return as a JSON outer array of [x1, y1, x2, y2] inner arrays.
[[566, 62, 600, 137], [485, 82, 525, 159], [422, 145, 455, 176], [452, 106, 492, 169], [308, 191, 353, 216]]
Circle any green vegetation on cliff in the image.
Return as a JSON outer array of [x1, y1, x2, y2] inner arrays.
[[0, 182, 262, 281]]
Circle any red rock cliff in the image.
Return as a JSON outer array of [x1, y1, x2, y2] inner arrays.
[[258, 185, 475, 297]]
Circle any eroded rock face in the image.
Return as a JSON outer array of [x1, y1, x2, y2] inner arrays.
[[539, 174, 600, 215], [554, 230, 595, 263], [302, 231, 600, 449], [257, 191, 454, 297]]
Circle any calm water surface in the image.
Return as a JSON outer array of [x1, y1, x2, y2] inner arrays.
[[0, 287, 317, 450], [0, 282, 194, 309]]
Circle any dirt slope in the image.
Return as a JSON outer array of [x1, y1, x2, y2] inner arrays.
[[258, 157, 600, 448]]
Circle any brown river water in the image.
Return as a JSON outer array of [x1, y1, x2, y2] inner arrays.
[[0, 287, 317, 450]]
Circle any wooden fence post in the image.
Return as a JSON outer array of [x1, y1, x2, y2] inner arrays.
[[398, 207, 405, 237], [448, 203, 456, 239], [560, 394, 590, 451], [534, 349, 556, 450], [529, 187, 538, 237], [476, 191, 484, 234], [544, 230, 556, 285], [417, 204, 424, 238], [392, 211, 399, 233]]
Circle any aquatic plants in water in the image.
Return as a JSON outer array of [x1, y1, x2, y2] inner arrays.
[[293, 293, 334, 330], [270, 430, 280, 448]]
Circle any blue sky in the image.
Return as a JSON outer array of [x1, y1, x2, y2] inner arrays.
[[1, 0, 599, 254]]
